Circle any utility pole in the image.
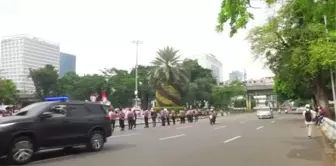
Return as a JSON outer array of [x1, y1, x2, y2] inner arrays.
[[131, 40, 143, 107]]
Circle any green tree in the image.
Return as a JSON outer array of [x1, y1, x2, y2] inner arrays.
[[212, 80, 245, 109], [105, 68, 135, 108], [216, 0, 335, 36], [148, 46, 189, 107], [29, 65, 59, 99], [55, 72, 81, 97], [181, 59, 216, 107], [246, 1, 336, 114], [233, 97, 256, 108], [0, 79, 18, 104], [72, 74, 107, 100], [130, 65, 155, 109]]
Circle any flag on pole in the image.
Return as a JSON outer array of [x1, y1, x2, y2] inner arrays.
[[101, 91, 111, 106], [101, 91, 107, 102]]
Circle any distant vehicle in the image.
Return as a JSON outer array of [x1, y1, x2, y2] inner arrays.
[[257, 107, 274, 119], [0, 100, 112, 165]]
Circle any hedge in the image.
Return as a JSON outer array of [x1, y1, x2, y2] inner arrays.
[[153, 106, 185, 111]]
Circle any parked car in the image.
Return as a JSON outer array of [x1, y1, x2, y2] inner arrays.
[[257, 107, 274, 119], [0, 100, 112, 165]]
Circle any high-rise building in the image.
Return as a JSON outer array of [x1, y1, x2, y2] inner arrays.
[[1, 34, 60, 94], [193, 54, 223, 83], [59, 52, 76, 77], [229, 70, 243, 81]]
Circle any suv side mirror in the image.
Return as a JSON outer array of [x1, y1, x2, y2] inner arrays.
[[40, 112, 53, 119]]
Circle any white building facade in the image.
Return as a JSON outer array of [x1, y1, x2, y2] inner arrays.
[[1, 35, 60, 94], [193, 54, 223, 83]]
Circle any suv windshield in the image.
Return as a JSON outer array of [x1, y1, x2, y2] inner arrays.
[[15, 101, 55, 116]]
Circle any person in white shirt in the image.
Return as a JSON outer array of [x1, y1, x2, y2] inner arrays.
[[302, 104, 317, 138]]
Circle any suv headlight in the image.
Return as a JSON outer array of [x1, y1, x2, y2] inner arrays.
[[0, 123, 15, 128]]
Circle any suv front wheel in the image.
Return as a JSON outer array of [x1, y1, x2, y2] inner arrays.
[[87, 130, 105, 152], [8, 136, 34, 165]]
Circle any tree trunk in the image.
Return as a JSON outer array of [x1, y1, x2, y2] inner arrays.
[[313, 76, 330, 116]]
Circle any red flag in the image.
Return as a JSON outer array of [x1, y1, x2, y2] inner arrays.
[[101, 91, 107, 102]]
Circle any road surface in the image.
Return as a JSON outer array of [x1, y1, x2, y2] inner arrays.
[[1, 113, 334, 166]]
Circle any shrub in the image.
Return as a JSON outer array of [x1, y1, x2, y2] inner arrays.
[[153, 106, 185, 111]]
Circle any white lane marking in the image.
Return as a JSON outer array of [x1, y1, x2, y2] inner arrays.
[[240, 121, 246, 124], [223, 136, 241, 143], [176, 126, 192, 129], [159, 134, 186, 140], [214, 126, 226, 130], [256, 126, 264, 130], [271, 121, 275, 123], [110, 133, 140, 138]]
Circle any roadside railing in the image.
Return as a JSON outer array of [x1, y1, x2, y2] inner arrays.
[[321, 117, 336, 149]]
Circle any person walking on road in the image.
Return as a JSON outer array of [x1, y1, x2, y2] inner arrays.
[[166, 109, 171, 126], [151, 109, 157, 127], [109, 109, 117, 130], [171, 110, 176, 125], [194, 110, 199, 122], [161, 109, 167, 126], [180, 110, 186, 124], [133, 109, 137, 128], [126, 108, 135, 130], [303, 104, 316, 138], [143, 109, 150, 128], [118, 110, 126, 131]]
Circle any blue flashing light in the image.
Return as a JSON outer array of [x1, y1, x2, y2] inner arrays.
[[44, 96, 69, 101]]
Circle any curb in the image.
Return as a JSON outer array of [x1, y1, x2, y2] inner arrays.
[[319, 128, 336, 166]]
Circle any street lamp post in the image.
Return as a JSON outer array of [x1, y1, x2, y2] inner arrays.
[[132, 40, 143, 107]]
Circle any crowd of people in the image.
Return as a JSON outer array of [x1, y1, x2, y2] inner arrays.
[[107, 107, 218, 131]]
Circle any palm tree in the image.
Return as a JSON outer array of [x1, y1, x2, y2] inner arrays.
[[148, 46, 189, 107]]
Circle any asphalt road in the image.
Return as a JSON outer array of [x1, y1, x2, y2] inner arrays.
[[1, 113, 334, 166]]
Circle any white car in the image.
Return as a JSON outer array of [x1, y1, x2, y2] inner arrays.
[[257, 107, 274, 119]]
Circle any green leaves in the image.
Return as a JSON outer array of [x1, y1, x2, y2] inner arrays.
[[0, 79, 18, 104], [211, 80, 245, 109], [245, 0, 335, 113], [216, 0, 254, 36], [29, 64, 59, 99]]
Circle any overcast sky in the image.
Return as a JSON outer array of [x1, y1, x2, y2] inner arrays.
[[0, 0, 275, 80]]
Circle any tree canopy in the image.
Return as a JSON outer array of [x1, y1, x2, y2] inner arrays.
[[24, 46, 251, 111], [244, 0, 336, 114]]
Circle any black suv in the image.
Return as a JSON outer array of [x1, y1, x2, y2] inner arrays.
[[0, 101, 112, 165]]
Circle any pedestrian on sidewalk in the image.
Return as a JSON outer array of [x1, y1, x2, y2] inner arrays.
[[315, 106, 326, 126], [303, 104, 316, 138], [143, 109, 150, 128]]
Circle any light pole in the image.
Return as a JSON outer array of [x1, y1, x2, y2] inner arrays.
[[132, 40, 143, 107]]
